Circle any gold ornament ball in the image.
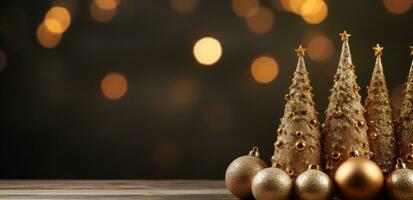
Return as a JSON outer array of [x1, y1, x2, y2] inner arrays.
[[335, 155, 384, 200], [386, 159, 413, 200], [294, 165, 333, 200], [225, 147, 267, 199], [251, 166, 292, 200]]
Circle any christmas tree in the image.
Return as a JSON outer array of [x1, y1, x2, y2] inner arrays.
[[272, 45, 321, 179], [396, 46, 413, 169], [364, 44, 395, 175], [322, 31, 370, 178]]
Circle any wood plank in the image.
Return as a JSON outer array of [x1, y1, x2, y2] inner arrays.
[[0, 180, 236, 199]]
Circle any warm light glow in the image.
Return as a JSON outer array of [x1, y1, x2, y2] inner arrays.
[[90, 0, 117, 22], [301, 0, 328, 24], [280, 0, 292, 11], [307, 35, 334, 62], [288, 0, 305, 14], [193, 37, 222, 65], [246, 7, 275, 34], [101, 73, 128, 100], [383, 0, 413, 14], [251, 56, 279, 84], [44, 6, 71, 34], [170, 0, 199, 15], [37, 22, 62, 48], [232, 0, 260, 18], [0, 50, 6, 73], [94, 0, 119, 10]]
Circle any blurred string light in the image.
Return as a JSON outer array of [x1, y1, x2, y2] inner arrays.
[[37, 22, 62, 48], [278, 0, 328, 24], [90, 0, 119, 23], [383, 0, 413, 14], [0, 50, 6, 73], [251, 56, 279, 84], [101, 73, 128, 100], [37, 6, 72, 48], [44, 6, 71, 34], [193, 37, 222, 66], [52, 0, 79, 16], [246, 7, 275, 34], [306, 35, 334, 62], [170, 0, 199, 15], [232, 0, 260, 18]]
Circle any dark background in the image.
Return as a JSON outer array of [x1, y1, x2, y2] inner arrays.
[[0, 0, 412, 179]]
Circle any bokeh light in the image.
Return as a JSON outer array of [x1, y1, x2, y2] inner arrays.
[[246, 7, 275, 34], [170, 0, 199, 15], [166, 76, 200, 112], [52, 0, 79, 16], [44, 6, 71, 34], [0, 50, 6, 73], [383, 0, 413, 14], [90, 0, 117, 22], [37, 22, 62, 48], [232, 0, 260, 18], [288, 0, 305, 14], [301, 0, 328, 24], [193, 37, 222, 66], [101, 73, 128, 100], [251, 56, 279, 84], [94, 0, 120, 10], [307, 35, 334, 62]]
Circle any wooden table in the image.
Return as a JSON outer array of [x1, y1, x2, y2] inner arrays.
[[0, 180, 236, 199]]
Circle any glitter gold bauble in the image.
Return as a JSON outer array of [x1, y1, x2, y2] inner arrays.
[[225, 146, 267, 199], [386, 158, 413, 200], [294, 165, 333, 200], [251, 164, 292, 200], [334, 151, 384, 200]]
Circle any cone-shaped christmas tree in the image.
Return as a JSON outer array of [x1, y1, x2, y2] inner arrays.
[[322, 31, 370, 178], [364, 44, 395, 175], [272, 45, 321, 179], [396, 46, 413, 168]]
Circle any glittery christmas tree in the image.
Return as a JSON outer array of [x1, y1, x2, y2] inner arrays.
[[364, 44, 396, 175], [322, 31, 370, 178], [396, 46, 413, 168], [272, 45, 321, 179]]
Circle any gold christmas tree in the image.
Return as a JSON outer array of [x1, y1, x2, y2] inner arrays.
[[272, 45, 321, 179], [396, 46, 413, 168], [364, 44, 395, 175], [322, 31, 370, 178]]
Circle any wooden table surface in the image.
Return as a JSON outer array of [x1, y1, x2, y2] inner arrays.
[[0, 180, 236, 199]]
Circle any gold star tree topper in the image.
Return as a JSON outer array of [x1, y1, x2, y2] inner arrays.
[[373, 44, 384, 57], [295, 45, 306, 57], [339, 31, 351, 42]]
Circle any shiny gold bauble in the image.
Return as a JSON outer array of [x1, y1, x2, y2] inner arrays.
[[251, 165, 292, 200], [295, 165, 333, 200], [386, 159, 413, 200], [225, 147, 267, 199], [335, 154, 384, 200]]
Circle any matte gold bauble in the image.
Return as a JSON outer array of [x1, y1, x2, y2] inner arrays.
[[251, 164, 292, 200], [295, 165, 333, 200], [225, 146, 267, 199], [386, 158, 413, 200], [334, 151, 384, 200]]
